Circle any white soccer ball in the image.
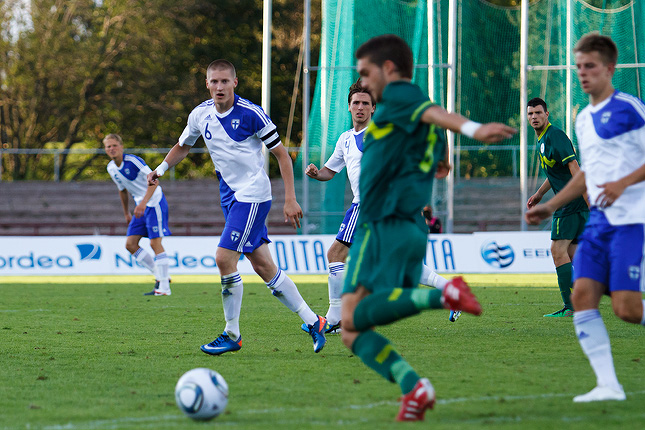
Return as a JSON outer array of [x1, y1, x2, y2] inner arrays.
[[175, 368, 229, 420]]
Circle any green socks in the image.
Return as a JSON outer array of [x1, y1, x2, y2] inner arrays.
[[556, 262, 573, 310], [353, 288, 443, 332], [352, 330, 419, 394]]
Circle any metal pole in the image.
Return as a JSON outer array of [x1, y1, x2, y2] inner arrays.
[[566, 0, 572, 138], [445, 0, 456, 233], [520, 0, 529, 231], [302, 0, 311, 233], [428, 0, 434, 101], [262, 0, 272, 116], [262, 0, 272, 185]]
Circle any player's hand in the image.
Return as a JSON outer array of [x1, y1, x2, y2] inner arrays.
[[527, 193, 542, 209], [134, 204, 145, 218], [435, 160, 450, 179], [147, 171, 159, 186], [525, 203, 553, 225], [474, 123, 517, 143], [422, 205, 433, 228], [305, 164, 319, 178], [284, 200, 303, 229], [596, 180, 626, 208]]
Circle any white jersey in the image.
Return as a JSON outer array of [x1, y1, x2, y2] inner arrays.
[[575, 90, 645, 225], [178, 95, 281, 204], [107, 154, 162, 206], [324, 128, 365, 204]]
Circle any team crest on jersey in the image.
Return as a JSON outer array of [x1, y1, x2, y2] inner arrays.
[[231, 119, 240, 130], [339, 223, 346, 233], [230, 231, 241, 242], [124, 168, 130, 175], [540, 143, 544, 154], [601, 111, 612, 124]]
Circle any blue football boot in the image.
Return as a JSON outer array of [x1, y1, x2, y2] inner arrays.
[[200, 332, 242, 355]]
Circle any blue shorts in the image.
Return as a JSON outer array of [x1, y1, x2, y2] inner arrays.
[[336, 203, 360, 245], [219, 200, 271, 253], [126, 195, 171, 239], [573, 209, 645, 294]]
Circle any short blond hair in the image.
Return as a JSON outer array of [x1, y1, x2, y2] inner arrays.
[[103, 133, 123, 145]]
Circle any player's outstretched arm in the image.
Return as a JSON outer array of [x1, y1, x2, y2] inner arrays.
[[271, 144, 303, 229], [305, 164, 336, 181], [421, 105, 517, 143], [525, 171, 586, 224], [147, 143, 191, 185]]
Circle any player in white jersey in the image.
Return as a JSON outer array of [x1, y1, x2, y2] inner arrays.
[[104, 134, 171, 296], [147, 59, 327, 355], [305, 81, 454, 333], [526, 33, 645, 403]]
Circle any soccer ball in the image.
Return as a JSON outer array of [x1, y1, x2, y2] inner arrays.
[[175, 368, 229, 420]]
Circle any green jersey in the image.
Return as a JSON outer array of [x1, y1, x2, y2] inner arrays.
[[359, 81, 446, 224], [536, 123, 588, 217]]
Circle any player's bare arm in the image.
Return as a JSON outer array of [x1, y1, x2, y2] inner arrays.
[[527, 178, 551, 209], [305, 164, 336, 181], [271, 144, 303, 229], [596, 163, 645, 208], [421, 105, 517, 143], [147, 143, 192, 185], [526, 171, 587, 224], [567, 159, 590, 207], [134, 183, 158, 218], [118, 189, 132, 223]]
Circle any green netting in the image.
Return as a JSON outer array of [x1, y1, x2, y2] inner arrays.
[[299, 0, 645, 234]]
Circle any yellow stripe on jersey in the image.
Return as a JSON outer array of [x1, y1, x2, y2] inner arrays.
[[366, 122, 394, 140], [411, 101, 434, 122]]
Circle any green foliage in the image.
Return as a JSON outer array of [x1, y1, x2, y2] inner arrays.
[[1, 274, 643, 429], [0, 0, 321, 181]]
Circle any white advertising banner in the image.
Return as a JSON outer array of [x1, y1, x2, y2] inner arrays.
[[0, 232, 554, 276]]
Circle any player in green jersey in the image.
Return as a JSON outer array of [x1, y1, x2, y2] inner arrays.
[[527, 98, 589, 317], [341, 34, 517, 422]]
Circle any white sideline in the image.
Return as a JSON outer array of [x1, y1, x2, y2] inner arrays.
[[7, 390, 644, 430]]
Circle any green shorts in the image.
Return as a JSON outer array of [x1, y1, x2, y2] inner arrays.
[[551, 211, 589, 242], [343, 217, 427, 295]]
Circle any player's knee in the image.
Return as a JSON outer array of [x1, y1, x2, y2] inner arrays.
[[125, 242, 138, 254], [612, 300, 642, 324]]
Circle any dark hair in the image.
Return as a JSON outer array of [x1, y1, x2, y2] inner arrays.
[[347, 78, 374, 105], [527, 97, 547, 112], [574, 32, 618, 65], [355, 34, 413, 79], [207, 59, 236, 77]]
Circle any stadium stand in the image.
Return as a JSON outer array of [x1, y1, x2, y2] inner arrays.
[[0, 178, 528, 236]]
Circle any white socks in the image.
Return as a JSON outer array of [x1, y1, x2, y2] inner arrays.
[[574, 309, 621, 391], [419, 265, 448, 290], [325, 262, 344, 325], [154, 252, 170, 291], [221, 272, 244, 339], [134, 248, 155, 274], [267, 269, 317, 326]]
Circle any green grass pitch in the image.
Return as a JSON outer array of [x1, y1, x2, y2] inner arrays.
[[1, 274, 643, 429]]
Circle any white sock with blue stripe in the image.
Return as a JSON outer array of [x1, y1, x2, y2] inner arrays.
[[134, 248, 155, 275], [325, 262, 344, 325], [267, 269, 317, 326], [574, 309, 621, 390], [154, 252, 170, 290], [221, 272, 243, 339]]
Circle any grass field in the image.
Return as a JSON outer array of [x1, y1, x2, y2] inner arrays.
[[1, 274, 643, 429]]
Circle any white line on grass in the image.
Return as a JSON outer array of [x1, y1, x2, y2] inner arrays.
[[10, 390, 644, 430]]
